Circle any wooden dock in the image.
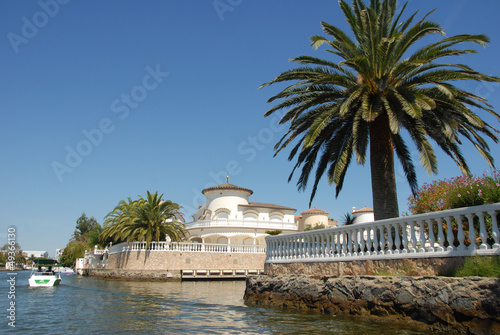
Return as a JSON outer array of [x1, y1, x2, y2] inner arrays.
[[180, 269, 264, 280]]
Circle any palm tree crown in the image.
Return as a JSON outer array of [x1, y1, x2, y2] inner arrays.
[[100, 191, 186, 247], [261, 0, 500, 220]]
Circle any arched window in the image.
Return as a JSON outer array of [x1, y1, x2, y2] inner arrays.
[[243, 210, 259, 222], [191, 237, 202, 243], [200, 209, 212, 220], [217, 237, 228, 244], [216, 212, 228, 220], [270, 211, 284, 222], [214, 208, 230, 220], [243, 238, 254, 245]]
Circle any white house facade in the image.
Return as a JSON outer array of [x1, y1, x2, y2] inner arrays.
[[184, 182, 298, 246]]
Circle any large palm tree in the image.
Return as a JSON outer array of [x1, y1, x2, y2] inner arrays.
[[261, 0, 500, 220], [100, 197, 143, 245], [100, 191, 186, 247]]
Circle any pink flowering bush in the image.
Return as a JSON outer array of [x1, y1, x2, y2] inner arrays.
[[408, 171, 500, 214], [407, 171, 500, 247]]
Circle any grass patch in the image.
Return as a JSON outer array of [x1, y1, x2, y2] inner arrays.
[[454, 256, 500, 278]]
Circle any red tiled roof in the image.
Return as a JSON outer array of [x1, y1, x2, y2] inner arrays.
[[352, 206, 374, 214], [301, 207, 329, 215]]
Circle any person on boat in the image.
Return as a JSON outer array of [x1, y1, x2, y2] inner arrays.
[[38, 266, 42, 272]]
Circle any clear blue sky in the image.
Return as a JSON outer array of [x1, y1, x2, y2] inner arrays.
[[1, 0, 499, 256]]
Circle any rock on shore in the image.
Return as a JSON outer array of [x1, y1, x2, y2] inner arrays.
[[244, 275, 500, 334]]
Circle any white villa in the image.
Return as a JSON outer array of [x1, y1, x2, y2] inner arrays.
[[184, 181, 300, 246]]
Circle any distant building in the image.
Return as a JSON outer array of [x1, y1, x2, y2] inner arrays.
[[23, 250, 49, 259], [296, 208, 337, 231], [352, 206, 375, 224], [55, 248, 64, 261]]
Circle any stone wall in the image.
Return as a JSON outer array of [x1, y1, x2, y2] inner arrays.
[[265, 257, 468, 277], [106, 250, 265, 271], [244, 275, 500, 335]]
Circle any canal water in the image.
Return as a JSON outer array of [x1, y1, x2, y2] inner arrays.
[[1, 271, 434, 334]]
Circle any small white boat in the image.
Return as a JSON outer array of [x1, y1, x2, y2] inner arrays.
[[58, 267, 76, 274], [28, 260, 62, 287]]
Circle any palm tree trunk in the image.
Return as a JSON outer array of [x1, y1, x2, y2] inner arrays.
[[370, 114, 399, 220]]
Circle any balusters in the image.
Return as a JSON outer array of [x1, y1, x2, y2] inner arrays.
[[418, 220, 426, 253], [279, 239, 284, 260], [341, 231, 347, 257], [427, 219, 435, 252], [393, 223, 401, 254], [304, 235, 309, 259], [372, 226, 379, 254], [455, 215, 466, 250], [296, 237, 301, 259], [409, 221, 417, 253], [335, 231, 341, 257], [365, 227, 373, 255], [262, 204, 498, 265], [477, 212, 488, 250], [358, 228, 365, 256], [444, 216, 454, 251], [387, 224, 393, 254], [436, 219, 445, 252], [347, 229, 353, 257], [316, 233, 321, 258], [466, 213, 476, 251], [286, 237, 291, 259], [487, 210, 500, 249], [401, 222, 409, 253], [328, 232, 334, 258], [378, 226, 386, 255], [324, 233, 329, 257]]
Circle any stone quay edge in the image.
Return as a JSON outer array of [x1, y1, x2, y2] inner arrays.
[[244, 274, 500, 334]]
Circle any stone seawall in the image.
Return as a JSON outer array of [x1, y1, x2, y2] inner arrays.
[[244, 275, 500, 334], [265, 257, 468, 277], [86, 250, 266, 280], [107, 250, 265, 271]]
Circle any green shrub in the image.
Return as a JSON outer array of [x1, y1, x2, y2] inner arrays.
[[454, 256, 500, 278], [265, 230, 282, 236]]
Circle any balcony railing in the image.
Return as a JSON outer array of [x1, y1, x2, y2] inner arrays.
[[108, 241, 266, 254], [266, 203, 500, 263], [185, 219, 297, 231]]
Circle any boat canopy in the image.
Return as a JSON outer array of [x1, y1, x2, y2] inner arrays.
[[33, 259, 60, 266]]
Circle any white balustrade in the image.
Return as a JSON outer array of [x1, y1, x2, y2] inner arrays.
[[266, 203, 500, 263], [111, 241, 266, 254], [185, 219, 297, 231]]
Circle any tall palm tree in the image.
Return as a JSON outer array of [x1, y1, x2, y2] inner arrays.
[[261, 0, 500, 220], [100, 191, 186, 247]]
